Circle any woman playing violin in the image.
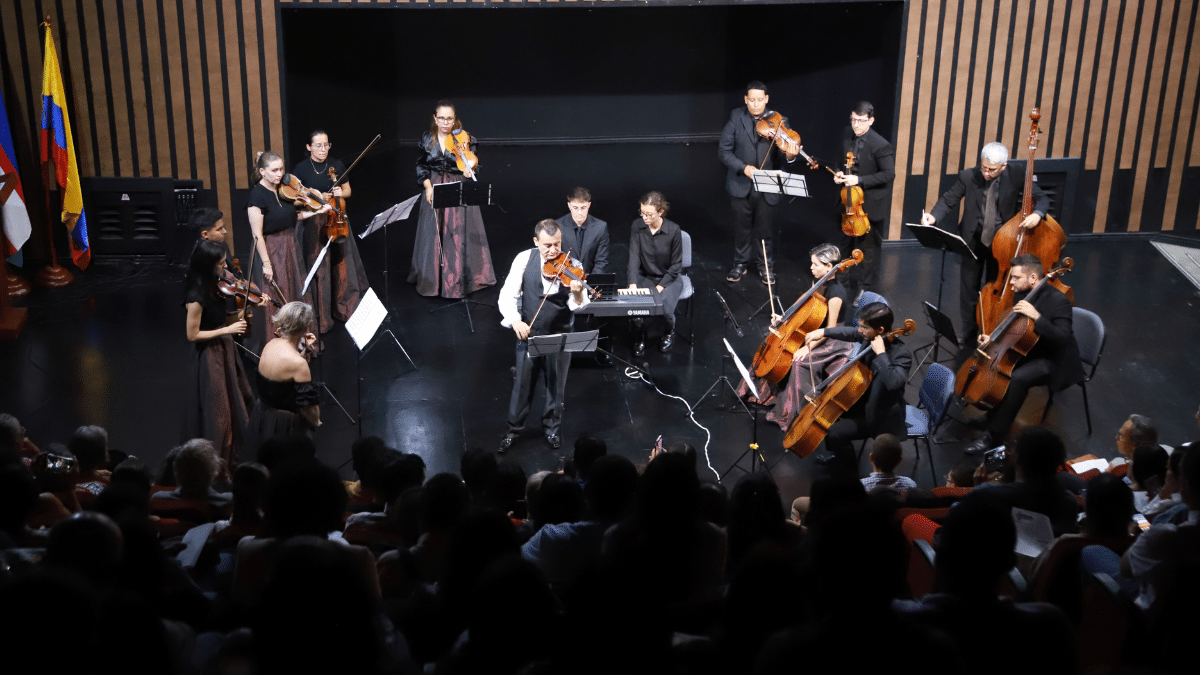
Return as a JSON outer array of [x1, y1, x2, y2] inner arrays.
[[290, 130, 370, 335], [409, 100, 496, 299], [246, 151, 328, 325], [244, 301, 322, 459], [183, 239, 257, 472]]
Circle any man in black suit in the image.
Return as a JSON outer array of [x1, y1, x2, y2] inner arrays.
[[718, 80, 798, 284], [801, 302, 913, 475], [923, 142, 1050, 340], [555, 186, 612, 365], [962, 254, 1084, 454], [834, 101, 895, 297]]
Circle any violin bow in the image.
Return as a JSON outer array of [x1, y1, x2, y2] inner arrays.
[[329, 134, 381, 191]]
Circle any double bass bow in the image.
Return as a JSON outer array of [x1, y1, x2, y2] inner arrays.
[[782, 319, 917, 456], [751, 249, 863, 384], [956, 258, 1073, 410], [976, 109, 1072, 333]]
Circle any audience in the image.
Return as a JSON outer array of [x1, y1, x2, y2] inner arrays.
[[152, 438, 232, 509], [860, 432, 917, 495], [964, 426, 1079, 536]]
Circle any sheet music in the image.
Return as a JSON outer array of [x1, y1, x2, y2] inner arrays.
[[346, 287, 388, 351], [301, 237, 333, 296], [723, 338, 758, 392], [1012, 507, 1055, 557], [360, 194, 422, 239], [175, 522, 216, 569]]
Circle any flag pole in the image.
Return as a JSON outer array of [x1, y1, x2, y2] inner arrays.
[[35, 14, 73, 289]]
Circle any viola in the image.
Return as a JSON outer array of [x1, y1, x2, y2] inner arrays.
[[976, 108, 1072, 333], [751, 249, 863, 384], [837, 152, 871, 237], [278, 174, 346, 243], [956, 259, 1073, 410], [323, 167, 350, 243], [443, 129, 479, 179], [782, 319, 917, 457], [541, 252, 601, 299]]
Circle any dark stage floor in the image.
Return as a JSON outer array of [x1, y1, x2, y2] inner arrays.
[[4, 222, 1200, 508]]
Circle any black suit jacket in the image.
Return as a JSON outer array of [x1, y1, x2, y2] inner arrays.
[[824, 327, 914, 437], [841, 127, 895, 221], [1021, 285, 1085, 392], [929, 164, 1050, 243], [717, 107, 793, 205], [555, 213, 610, 275]]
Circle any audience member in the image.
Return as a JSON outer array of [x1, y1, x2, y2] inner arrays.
[[210, 463, 271, 549], [860, 432, 917, 495], [485, 460, 528, 520], [726, 472, 800, 578], [945, 460, 977, 489], [964, 426, 1079, 536], [569, 434, 607, 485], [0, 413, 38, 459], [1145, 443, 1190, 522], [1129, 443, 1169, 511], [0, 463, 40, 549], [461, 447, 498, 505], [344, 436, 391, 510], [1105, 413, 1157, 476], [153, 438, 233, 509]]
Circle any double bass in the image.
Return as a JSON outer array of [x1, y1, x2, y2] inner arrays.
[[976, 109, 1072, 333], [751, 249, 863, 383], [956, 259, 1073, 410], [783, 319, 917, 457]]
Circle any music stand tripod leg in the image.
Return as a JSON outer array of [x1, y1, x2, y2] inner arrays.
[[314, 381, 357, 425]]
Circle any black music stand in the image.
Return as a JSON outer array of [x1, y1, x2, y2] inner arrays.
[[430, 181, 496, 332], [689, 292, 753, 418], [359, 197, 420, 365], [719, 338, 772, 479], [911, 301, 960, 379], [905, 221, 977, 322]]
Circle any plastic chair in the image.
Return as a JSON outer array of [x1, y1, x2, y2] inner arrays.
[[1043, 307, 1105, 433], [678, 230, 695, 343], [852, 290, 889, 316], [904, 363, 955, 485]]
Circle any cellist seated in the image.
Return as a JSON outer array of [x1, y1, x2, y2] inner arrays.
[[964, 254, 1085, 455], [801, 302, 912, 475]]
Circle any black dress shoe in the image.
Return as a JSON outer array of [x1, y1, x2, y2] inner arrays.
[[758, 268, 777, 285], [595, 352, 614, 366], [814, 453, 835, 466], [659, 331, 675, 353], [632, 338, 646, 358], [545, 434, 562, 449], [726, 263, 748, 282], [964, 433, 996, 455], [498, 434, 517, 453]]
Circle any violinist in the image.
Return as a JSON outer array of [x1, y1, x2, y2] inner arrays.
[[290, 130, 370, 335], [246, 151, 327, 325], [189, 207, 230, 247], [718, 80, 798, 284], [555, 186, 612, 365], [183, 239, 255, 471], [628, 192, 684, 356], [962, 255, 1083, 455], [921, 142, 1049, 342], [409, 100, 497, 299], [800, 302, 912, 473], [834, 101, 895, 298], [244, 301, 322, 459], [497, 220, 590, 453]]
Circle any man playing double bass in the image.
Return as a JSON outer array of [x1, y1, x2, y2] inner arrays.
[[962, 254, 1084, 455], [921, 142, 1049, 342], [497, 220, 590, 453], [800, 302, 912, 474]]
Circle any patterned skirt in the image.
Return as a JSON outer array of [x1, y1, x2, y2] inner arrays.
[[185, 335, 254, 471], [737, 338, 855, 431], [408, 172, 496, 299], [264, 227, 314, 326]]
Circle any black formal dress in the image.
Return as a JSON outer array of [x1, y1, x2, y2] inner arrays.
[[244, 372, 319, 461], [718, 107, 795, 271], [409, 132, 496, 298], [929, 164, 1050, 339], [289, 157, 370, 334], [838, 127, 895, 294], [817, 326, 913, 475], [627, 217, 684, 333], [978, 284, 1084, 438], [184, 286, 254, 470]]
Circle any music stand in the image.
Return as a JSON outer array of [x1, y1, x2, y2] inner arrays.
[[752, 170, 809, 198], [350, 287, 416, 430], [911, 301, 960, 379], [719, 338, 772, 479], [359, 196, 420, 362], [690, 292, 753, 418], [905, 222, 976, 323], [429, 181, 495, 333]]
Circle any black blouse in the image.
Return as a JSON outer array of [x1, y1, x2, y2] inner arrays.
[[416, 131, 475, 185], [823, 280, 848, 325], [184, 285, 228, 332], [290, 158, 347, 194], [256, 371, 319, 412], [246, 184, 299, 235]]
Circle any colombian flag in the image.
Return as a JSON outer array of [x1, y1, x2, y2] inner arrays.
[[40, 24, 89, 270], [0, 87, 33, 263]]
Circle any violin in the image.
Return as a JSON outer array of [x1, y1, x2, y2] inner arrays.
[[782, 319, 917, 457], [837, 152, 871, 237], [277, 174, 346, 242], [956, 259, 1073, 410], [751, 249, 863, 384], [443, 129, 479, 179], [976, 109, 1072, 333], [322, 167, 350, 243], [217, 258, 280, 340], [755, 111, 802, 159], [541, 252, 601, 299]]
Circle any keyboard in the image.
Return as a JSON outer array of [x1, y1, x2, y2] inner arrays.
[[577, 291, 664, 317]]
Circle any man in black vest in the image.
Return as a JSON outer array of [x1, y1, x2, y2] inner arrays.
[[834, 101, 895, 298], [555, 187, 612, 365], [963, 254, 1084, 455], [498, 220, 590, 453], [923, 142, 1050, 341], [718, 80, 798, 284]]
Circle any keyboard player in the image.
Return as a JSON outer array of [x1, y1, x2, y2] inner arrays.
[[628, 191, 685, 356]]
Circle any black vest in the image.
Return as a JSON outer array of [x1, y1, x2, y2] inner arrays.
[[520, 250, 574, 336]]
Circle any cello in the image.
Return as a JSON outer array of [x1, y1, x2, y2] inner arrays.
[[956, 258, 1073, 410], [976, 109, 1072, 333], [751, 249, 863, 383], [783, 319, 917, 456]]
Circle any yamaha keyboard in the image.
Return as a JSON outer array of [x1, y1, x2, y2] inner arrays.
[[576, 288, 664, 317]]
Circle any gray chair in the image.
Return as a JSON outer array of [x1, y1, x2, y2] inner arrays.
[[905, 363, 956, 485], [678, 230, 694, 343], [1042, 307, 1105, 434]]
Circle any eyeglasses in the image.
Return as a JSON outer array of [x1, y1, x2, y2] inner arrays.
[[981, 162, 1005, 176], [638, 211, 659, 219], [850, 116, 872, 124], [310, 143, 331, 149], [434, 116, 455, 123]]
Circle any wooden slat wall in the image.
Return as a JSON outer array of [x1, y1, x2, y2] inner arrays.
[[2, 0, 1197, 252], [891, 0, 1200, 237]]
